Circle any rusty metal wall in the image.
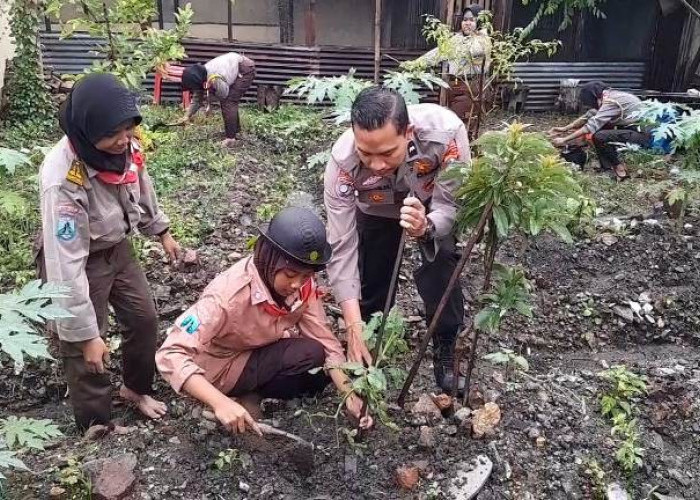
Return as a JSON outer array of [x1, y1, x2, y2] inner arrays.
[[39, 32, 647, 111]]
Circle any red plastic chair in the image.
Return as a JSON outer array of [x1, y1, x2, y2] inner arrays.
[[154, 63, 192, 109]]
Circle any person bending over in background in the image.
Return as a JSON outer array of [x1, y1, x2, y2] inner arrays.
[[156, 207, 373, 434], [548, 81, 648, 181], [177, 52, 256, 148], [37, 73, 182, 431]]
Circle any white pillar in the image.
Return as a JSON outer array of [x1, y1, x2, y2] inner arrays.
[[0, 0, 17, 95]]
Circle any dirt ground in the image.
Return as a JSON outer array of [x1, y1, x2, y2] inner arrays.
[[2, 109, 699, 500]]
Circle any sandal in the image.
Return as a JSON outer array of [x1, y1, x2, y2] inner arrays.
[[614, 165, 629, 183]]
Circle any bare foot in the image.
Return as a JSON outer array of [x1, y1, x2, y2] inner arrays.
[[220, 138, 236, 149], [119, 385, 167, 420]]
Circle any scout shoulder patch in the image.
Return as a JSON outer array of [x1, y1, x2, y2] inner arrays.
[[56, 204, 79, 242], [66, 160, 86, 186], [179, 314, 201, 334]]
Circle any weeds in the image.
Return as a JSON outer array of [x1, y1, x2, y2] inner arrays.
[[582, 458, 607, 500], [599, 365, 647, 474], [56, 457, 92, 500], [213, 448, 243, 471]]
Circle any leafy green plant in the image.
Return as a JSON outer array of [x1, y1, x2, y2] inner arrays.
[[46, 0, 193, 89], [483, 348, 529, 372], [242, 105, 327, 153], [285, 68, 446, 124], [599, 365, 647, 474], [3, 0, 55, 129], [403, 13, 560, 86], [520, 0, 608, 37], [400, 122, 587, 403], [56, 457, 92, 500], [582, 458, 607, 500], [213, 448, 243, 471], [0, 280, 71, 372], [474, 265, 533, 333], [333, 308, 408, 429], [0, 282, 67, 485]]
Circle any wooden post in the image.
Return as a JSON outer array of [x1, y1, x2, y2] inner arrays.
[[157, 0, 164, 29], [227, 0, 233, 42], [439, 0, 456, 106], [305, 0, 316, 46], [373, 0, 382, 83]]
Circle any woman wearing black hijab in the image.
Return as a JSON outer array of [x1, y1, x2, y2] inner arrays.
[[37, 73, 181, 431], [549, 81, 648, 180], [406, 4, 492, 137]]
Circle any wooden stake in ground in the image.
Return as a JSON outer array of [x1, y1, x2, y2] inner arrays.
[[358, 213, 408, 434], [397, 201, 493, 407], [373, 0, 382, 84]]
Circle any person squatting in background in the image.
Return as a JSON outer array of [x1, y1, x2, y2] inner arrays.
[[157, 208, 373, 434], [549, 81, 649, 181], [37, 73, 182, 430]]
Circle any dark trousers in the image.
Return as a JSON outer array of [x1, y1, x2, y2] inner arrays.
[[221, 57, 256, 138], [230, 338, 329, 399], [356, 211, 465, 361], [38, 239, 158, 430], [592, 127, 651, 170]]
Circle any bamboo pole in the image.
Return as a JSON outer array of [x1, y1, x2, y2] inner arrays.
[[304, 0, 316, 46], [439, 0, 456, 106], [397, 201, 494, 407], [373, 0, 382, 83]]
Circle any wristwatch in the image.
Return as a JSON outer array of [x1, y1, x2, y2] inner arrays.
[[420, 220, 436, 241]]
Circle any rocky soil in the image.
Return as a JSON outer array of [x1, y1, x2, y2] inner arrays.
[[1, 111, 698, 500]]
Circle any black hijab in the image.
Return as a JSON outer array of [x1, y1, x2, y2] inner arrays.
[[181, 64, 207, 91], [59, 73, 142, 173], [579, 81, 609, 110], [253, 237, 313, 308], [461, 4, 484, 30]]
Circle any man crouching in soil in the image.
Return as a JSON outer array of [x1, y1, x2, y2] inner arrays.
[[323, 86, 471, 393]]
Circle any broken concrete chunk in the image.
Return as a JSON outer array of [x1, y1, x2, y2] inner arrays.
[[448, 455, 493, 500]]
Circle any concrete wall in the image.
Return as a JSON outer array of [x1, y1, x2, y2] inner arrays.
[[46, 0, 382, 47], [0, 0, 15, 95], [292, 0, 375, 47]]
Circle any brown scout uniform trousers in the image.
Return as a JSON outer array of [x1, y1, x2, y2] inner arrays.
[[38, 238, 158, 430], [221, 56, 256, 139]]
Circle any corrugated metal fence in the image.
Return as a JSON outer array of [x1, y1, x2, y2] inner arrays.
[[40, 32, 647, 111]]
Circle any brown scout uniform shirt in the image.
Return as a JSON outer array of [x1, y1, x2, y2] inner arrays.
[[156, 256, 346, 395], [582, 90, 644, 134], [39, 137, 170, 343], [324, 103, 471, 304]]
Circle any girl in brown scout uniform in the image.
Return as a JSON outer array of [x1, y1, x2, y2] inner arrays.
[[156, 207, 373, 434], [38, 74, 182, 430]]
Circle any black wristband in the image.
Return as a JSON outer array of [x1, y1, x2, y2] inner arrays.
[[157, 227, 170, 237]]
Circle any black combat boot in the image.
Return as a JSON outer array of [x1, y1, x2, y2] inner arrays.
[[433, 335, 465, 395]]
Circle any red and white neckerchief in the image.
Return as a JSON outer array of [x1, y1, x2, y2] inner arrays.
[[261, 279, 315, 318], [68, 140, 144, 185]]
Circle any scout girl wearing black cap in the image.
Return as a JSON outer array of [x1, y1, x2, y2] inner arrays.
[[157, 207, 373, 434]]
